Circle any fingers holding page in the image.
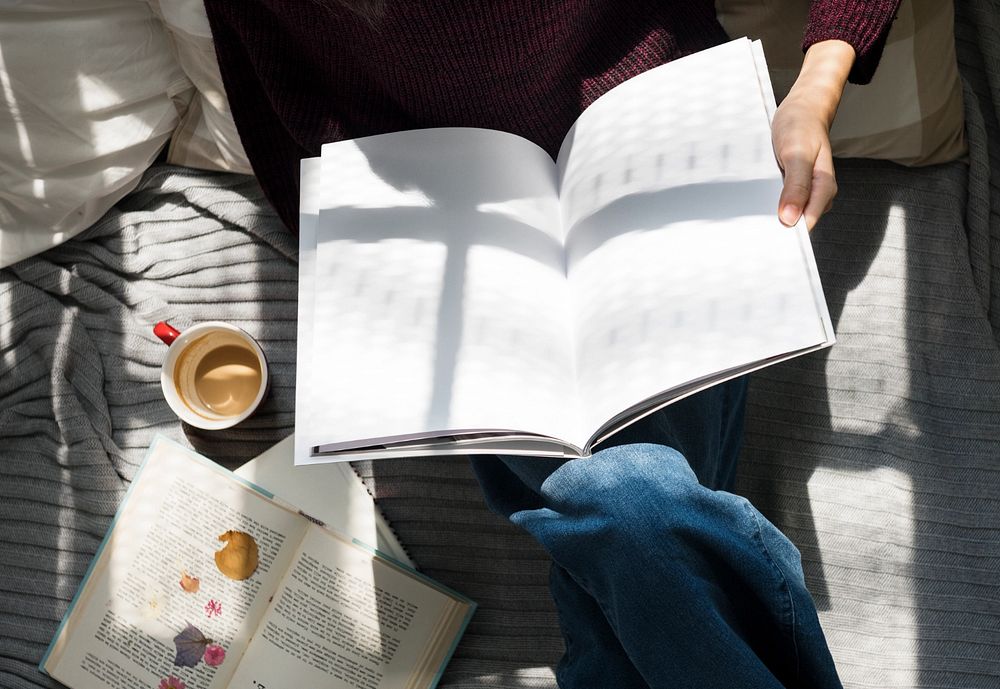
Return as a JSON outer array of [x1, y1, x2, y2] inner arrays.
[[772, 38, 855, 230], [775, 135, 837, 231]]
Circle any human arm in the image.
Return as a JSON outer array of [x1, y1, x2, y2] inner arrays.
[[772, 39, 854, 230], [772, 0, 902, 230]]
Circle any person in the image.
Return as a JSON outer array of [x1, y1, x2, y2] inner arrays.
[[201, 2, 901, 686]]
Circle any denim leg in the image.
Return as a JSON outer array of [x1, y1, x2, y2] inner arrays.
[[549, 561, 652, 688], [471, 454, 653, 689], [598, 374, 749, 492], [469, 378, 842, 689]]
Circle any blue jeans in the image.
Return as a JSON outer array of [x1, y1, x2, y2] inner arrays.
[[469, 377, 842, 689]]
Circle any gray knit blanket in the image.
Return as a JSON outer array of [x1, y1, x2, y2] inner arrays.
[[2, 5, 999, 689]]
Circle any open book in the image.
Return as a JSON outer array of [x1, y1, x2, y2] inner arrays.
[[235, 436, 413, 568], [295, 38, 834, 463], [41, 437, 474, 689]]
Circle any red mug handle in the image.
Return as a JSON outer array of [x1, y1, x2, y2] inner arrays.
[[154, 321, 181, 346]]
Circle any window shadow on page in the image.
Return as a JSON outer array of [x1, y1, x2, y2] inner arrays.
[[315, 133, 574, 441], [318, 203, 564, 431], [563, 176, 831, 435], [564, 178, 777, 260]]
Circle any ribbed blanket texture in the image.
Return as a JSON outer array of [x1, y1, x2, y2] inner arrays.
[[2, 3, 999, 687]]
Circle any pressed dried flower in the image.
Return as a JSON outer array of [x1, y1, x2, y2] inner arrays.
[[141, 588, 168, 622], [179, 572, 200, 593], [158, 674, 186, 689], [173, 624, 213, 667], [214, 530, 259, 580], [203, 644, 226, 667], [204, 599, 222, 619]]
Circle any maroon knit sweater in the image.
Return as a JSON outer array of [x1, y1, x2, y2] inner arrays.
[[203, 0, 901, 233]]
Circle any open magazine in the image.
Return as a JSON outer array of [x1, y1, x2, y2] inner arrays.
[[295, 38, 834, 463]]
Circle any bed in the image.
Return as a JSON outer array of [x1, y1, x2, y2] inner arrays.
[[1, 3, 999, 688]]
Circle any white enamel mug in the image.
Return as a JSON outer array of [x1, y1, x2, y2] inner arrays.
[[154, 321, 269, 430]]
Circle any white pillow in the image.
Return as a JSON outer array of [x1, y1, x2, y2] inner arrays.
[[149, 0, 252, 174], [0, 0, 194, 268]]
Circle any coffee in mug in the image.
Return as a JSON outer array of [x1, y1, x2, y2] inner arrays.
[[156, 321, 269, 430]]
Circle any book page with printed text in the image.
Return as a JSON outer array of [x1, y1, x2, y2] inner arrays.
[[308, 128, 584, 454], [556, 38, 833, 443], [227, 525, 472, 689], [43, 439, 310, 689]]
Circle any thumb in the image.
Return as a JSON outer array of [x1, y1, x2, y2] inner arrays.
[[777, 151, 813, 227]]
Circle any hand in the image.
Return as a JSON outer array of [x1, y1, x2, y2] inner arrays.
[[772, 94, 836, 230], [772, 40, 856, 231]]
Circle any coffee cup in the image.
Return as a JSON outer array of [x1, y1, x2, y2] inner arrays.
[[154, 321, 269, 430]]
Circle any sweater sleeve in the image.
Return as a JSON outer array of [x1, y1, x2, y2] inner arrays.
[[802, 0, 903, 84]]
